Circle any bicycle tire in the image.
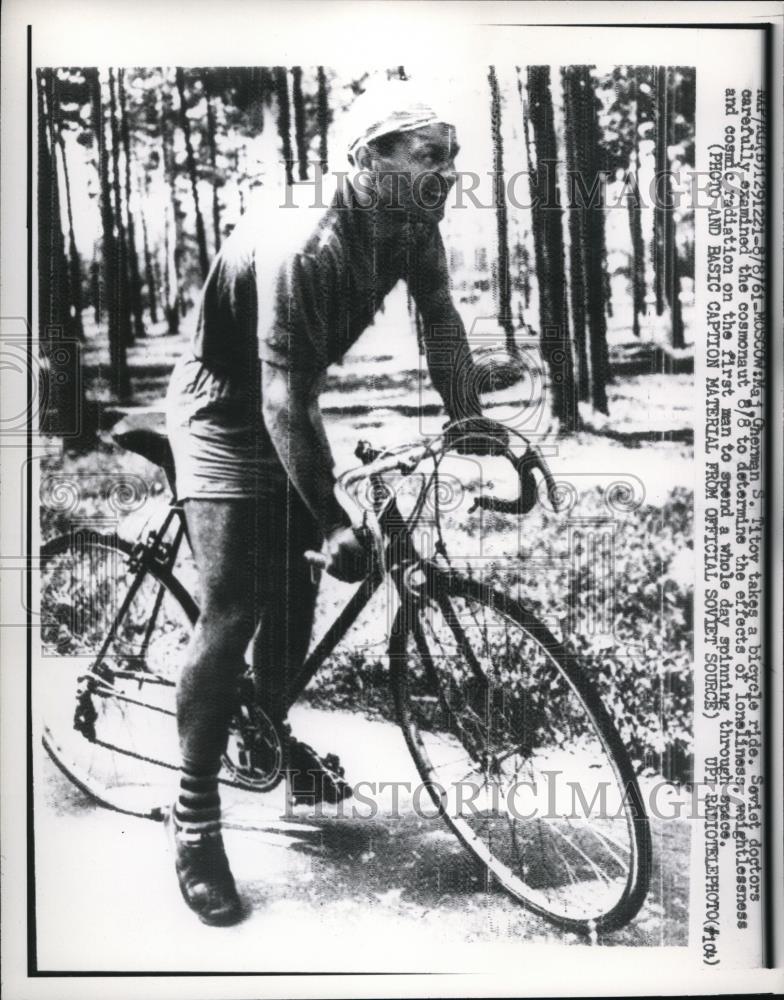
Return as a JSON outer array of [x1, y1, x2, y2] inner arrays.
[[390, 568, 651, 935], [39, 530, 198, 819]]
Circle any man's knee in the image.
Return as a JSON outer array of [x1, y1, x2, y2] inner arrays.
[[197, 600, 256, 651]]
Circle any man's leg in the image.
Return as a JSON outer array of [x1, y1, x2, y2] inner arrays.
[[172, 497, 259, 926], [178, 498, 259, 761], [250, 488, 351, 805], [251, 485, 321, 722]]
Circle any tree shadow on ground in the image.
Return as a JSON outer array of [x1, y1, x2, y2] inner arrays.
[[280, 811, 489, 907], [239, 807, 690, 946]]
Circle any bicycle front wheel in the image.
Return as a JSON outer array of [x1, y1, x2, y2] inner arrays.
[[391, 569, 651, 935], [39, 530, 197, 818]]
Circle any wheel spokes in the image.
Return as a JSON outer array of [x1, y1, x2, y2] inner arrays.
[[404, 589, 639, 925]]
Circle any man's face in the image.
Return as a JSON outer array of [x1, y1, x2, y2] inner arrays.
[[357, 123, 460, 222]]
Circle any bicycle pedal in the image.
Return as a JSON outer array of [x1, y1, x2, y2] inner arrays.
[[285, 740, 352, 805]]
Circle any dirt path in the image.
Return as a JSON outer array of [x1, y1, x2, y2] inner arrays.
[[37, 706, 688, 971]]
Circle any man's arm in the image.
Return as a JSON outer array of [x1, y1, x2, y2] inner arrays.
[[261, 362, 370, 582], [410, 227, 512, 455], [416, 286, 482, 422], [409, 228, 482, 422], [260, 363, 348, 533]]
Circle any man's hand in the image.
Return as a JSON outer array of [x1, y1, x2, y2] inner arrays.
[[443, 417, 510, 456], [322, 525, 370, 583]]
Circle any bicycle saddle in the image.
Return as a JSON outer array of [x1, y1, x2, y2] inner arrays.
[[112, 411, 177, 491]]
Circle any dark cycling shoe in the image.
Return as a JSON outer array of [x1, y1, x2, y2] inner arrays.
[[283, 730, 352, 805], [165, 809, 244, 927]]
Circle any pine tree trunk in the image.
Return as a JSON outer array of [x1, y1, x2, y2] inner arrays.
[[54, 124, 85, 341], [627, 169, 644, 338], [108, 69, 134, 349], [524, 66, 577, 432], [627, 78, 647, 339], [520, 241, 531, 310], [88, 108, 102, 327], [159, 81, 182, 333], [561, 67, 590, 402], [162, 202, 178, 335], [274, 67, 295, 186], [670, 251, 684, 349], [175, 67, 210, 281], [653, 65, 668, 316], [291, 67, 309, 181], [316, 66, 329, 174], [90, 248, 101, 325], [662, 72, 675, 317], [583, 72, 610, 414], [204, 85, 222, 253], [666, 69, 684, 349], [237, 149, 247, 216], [38, 71, 77, 434], [138, 175, 159, 324], [37, 74, 52, 334], [118, 69, 145, 339], [39, 73, 69, 332], [50, 66, 84, 343], [488, 67, 515, 353], [88, 69, 130, 399]]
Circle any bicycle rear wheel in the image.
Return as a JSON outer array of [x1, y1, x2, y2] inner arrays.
[[39, 530, 197, 818], [390, 568, 651, 935]]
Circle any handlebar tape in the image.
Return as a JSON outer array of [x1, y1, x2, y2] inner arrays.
[[468, 445, 560, 515]]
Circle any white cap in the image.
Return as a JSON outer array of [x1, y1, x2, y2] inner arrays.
[[343, 79, 453, 161]]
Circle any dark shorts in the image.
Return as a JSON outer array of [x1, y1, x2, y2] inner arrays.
[[165, 353, 288, 501]]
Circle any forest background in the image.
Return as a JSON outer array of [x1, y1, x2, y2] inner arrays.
[[37, 63, 696, 793]]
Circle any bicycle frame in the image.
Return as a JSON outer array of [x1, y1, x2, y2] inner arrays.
[[83, 504, 188, 679], [96, 469, 436, 704], [289, 481, 431, 700]]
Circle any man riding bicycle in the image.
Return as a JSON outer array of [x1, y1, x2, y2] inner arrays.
[[165, 79, 504, 925]]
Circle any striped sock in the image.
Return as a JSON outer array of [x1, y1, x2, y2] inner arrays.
[[174, 761, 222, 843]]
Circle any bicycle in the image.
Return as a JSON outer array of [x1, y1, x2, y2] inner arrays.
[[39, 413, 651, 936]]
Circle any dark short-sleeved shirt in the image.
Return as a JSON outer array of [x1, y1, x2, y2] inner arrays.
[[190, 184, 451, 379]]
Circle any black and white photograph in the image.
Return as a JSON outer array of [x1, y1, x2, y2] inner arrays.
[[1, 3, 781, 997]]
